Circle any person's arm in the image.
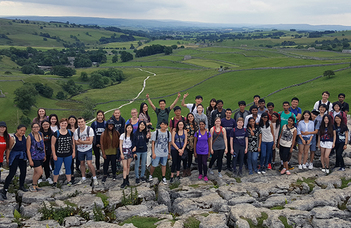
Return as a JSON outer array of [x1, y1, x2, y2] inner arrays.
[[194, 135, 197, 158], [318, 133, 321, 149], [291, 129, 297, 153], [171, 131, 177, 149], [332, 130, 336, 148], [207, 132, 212, 158], [230, 136, 234, 154], [152, 140, 156, 159], [344, 131, 349, 150], [168, 137, 171, 159], [170, 92, 181, 110], [146, 94, 156, 111], [270, 124, 275, 149], [223, 128, 228, 154], [120, 138, 125, 160], [26, 135, 33, 167], [182, 131, 188, 152], [277, 128, 283, 147], [6, 137, 14, 162], [258, 133, 262, 152], [245, 136, 248, 154], [51, 134, 58, 161], [210, 127, 214, 154], [100, 132, 106, 159], [181, 93, 189, 108]]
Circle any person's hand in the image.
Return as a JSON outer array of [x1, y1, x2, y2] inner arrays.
[[208, 153, 210, 158], [29, 160, 34, 167], [179, 148, 184, 154], [53, 155, 58, 161], [272, 144, 275, 150], [332, 143, 335, 148], [344, 144, 347, 150], [302, 139, 306, 145], [194, 152, 197, 158], [211, 149, 214, 155], [307, 140, 311, 145], [103, 154, 107, 159], [290, 147, 293, 153], [72, 152, 75, 159], [168, 153, 171, 159], [6, 156, 9, 162], [132, 147, 136, 152], [97, 144, 101, 148], [43, 157, 46, 162], [146, 94, 149, 99], [147, 132, 151, 139], [231, 149, 234, 155], [224, 149, 227, 154], [183, 93, 189, 99], [258, 147, 261, 152], [134, 154, 137, 159], [177, 92, 181, 98], [152, 153, 156, 159], [245, 148, 247, 154], [120, 154, 125, 160]]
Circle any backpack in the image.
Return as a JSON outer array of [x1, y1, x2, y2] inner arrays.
[[191, 103, 196, 113], [196, 129, 210, 139], [318, 100, 330, 110], [233, 127, 246, 134], [155, 129, 170, 143], [56, 129, 72, 138], [78, 126, 95, 144], [170, 116, 185, 128]]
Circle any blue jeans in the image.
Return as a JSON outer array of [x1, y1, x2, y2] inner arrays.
[[54, 156, 72, 175], [135, 152, 147, 178], [247, 151, 259, 173], [260, 141, 273, 170]]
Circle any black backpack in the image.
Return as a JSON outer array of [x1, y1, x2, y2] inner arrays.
[[191, 103, 196, 112]]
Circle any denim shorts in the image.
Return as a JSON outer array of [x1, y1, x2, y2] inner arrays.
[[78, 149, 93, 161], [297, 136, 312, 145], [151, 156, 167, 167], [310, 135, 317, 152]]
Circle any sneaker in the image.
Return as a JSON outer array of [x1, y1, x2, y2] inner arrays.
[[249, 171, 253, 175], [66, 182, 72, 187], [204, 176, 208, 182], [321, 168, 326, 173], [288, 164, 294, 170], [261, 170, 266, 174], [19, 186, 28, 192], [198, 174, 203, 180], [338, 167, 346, 171], [112, 176, 116, 181], [302, 164, 307, 169], [77, 179, 87, 185], [170, 177, 174, 183], [257, 170, 262, 174], [141, 177, 146, 182], [93, 179, 99, 186], [38, 179, 43, 184], [208, 168, 214, 175], [176, 176, 180, 181], [298, 164, 302, 170], [136, 178, 140, 184], [308, 163, 313, 170], [102, 176, 107, 183], [52, 182, 57, 188], [267, 164, 272, 170], [47, 178, 53, 185], [218, 172, 222, 178], [148, 175, 153, 182], [280, 168, 287, 175], [1, 189, 7, 200], [305, 162, 309, 167], [326, 169, 330, 174], [162, 177, 167, 185], [29, 186, 37, 192]]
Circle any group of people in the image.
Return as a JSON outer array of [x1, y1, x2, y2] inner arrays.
[[0, 91, 349, 200]]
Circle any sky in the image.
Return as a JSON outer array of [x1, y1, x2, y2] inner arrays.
[[1, 0, 351, 26]]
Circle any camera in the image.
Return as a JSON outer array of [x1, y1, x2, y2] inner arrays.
[[148, 125, 155, 130]]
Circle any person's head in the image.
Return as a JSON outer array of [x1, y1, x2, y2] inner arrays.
[[160, 120, 168, 130], [106, 119, 115, 131], [159, 99, 166, 110], [197, 104, 204, 114], [186, 113, 195, 123], [176, 120, 185, 132], [237, 117, 244, 128], [173, 106, 181, 116], [0, 121, 7, 135], [209, 98, 217, 110], [96, 110, 105, 121], [199, 120, 206, 130], [216, 100, 223, 110], [258, 98, 265, 108], [333, 101, 341, 112], [225, 108, 232, 118], [214, 117, 221, 126], [259, 112, 270, 128], [311, 110, 319, 120], [195, 95, 203, 105], [139, 102, 150, 122], [250, 105, 258, 115], [323, 114, 332, 125], [322, 91, 330, 100], [338, 93, 345, 103], [247, 117, 256, 128], [137, 121, 147, 132], [302, 110, 312, 121], [125, 124, 133, 136], [320, 114, 333, 137], [238, 101, 246, 110], [16, 124, 27, 137], [334, 114, 344, 126], [287, 116, 295, 127], [267, 102, 274, 112], [272, 112, 279, 123], [253, 95, 260, 104], [318, 104, 327, 114], [37, 108, 46, 119], [59, 118, 68, 129], [113, 109, 121, 119], [131, 108, 138, 118], [68, 115, 78, 129], [291, 97, 299, 108], [0, 122, 10, 149], [283, 101, 290, 111], [31, 122, 40, 133], [49, 114, 59, 126], [77, 117, 86, 128], [40, 120, 51, 133]]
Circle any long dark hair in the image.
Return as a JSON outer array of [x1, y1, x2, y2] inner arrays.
[[186, 113, 195, 124], [334, 114, 348, 133], [34, 108, 46, 123], [176, 120, 185, 133], [96, 110, 105, 121], [246, 117, 257, 129], [68, 115, 78, 129], [40, 120, 53, 135], [139, 102, 151, 122], [208, 98, 217, 112], [272, 112, 280, 129], [49, 114, 60, 128], [1, 124, 10, 150], [259, 112, 270, 128], [136, 121, 147, 136], [102, 124, 120, 149], [319, 115, 334, 137], [125, 123, 134, 140]]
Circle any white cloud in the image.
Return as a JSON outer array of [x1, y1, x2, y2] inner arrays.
[[0, 1, 22, 6]]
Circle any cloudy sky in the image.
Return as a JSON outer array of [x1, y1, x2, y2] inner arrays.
[[0, 0, 351, 25]]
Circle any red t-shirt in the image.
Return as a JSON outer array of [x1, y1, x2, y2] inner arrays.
[[0, 136, 7, 163]]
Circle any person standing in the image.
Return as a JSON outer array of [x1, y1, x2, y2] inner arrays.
[[210, 100, 225, 129], [126, 108, 139, 134], [258, 113, 275, 174], [230, 118, 248, 176], [68, 115, 79, 180], [0, 122, 10, 184], [119, 124, 136, 188], [40, 120, 54, 184], [278, 117, 297, 175], [318, 115, 336, 174], [194, 121, 212, 182], [221, 108, 236, 171], [49, 114, 60, 132], [234, 101, 250, 122], [139, 102, 153, 129], [246, 117, 262, 175], [169, 106, 186, 132], [194, 104, 208, 130], [289, 97, 302, 121], [244, 105, 261, 129], [206, 98, 217, 128], [313, 91, 333, 112], [337, 93, 349, 115], [91, 110, 106, 175], [330, 102, 348, 124], [333, 115, 348, 171], [32, 108, 48, 125], [170, 121, 187, 183], [257, 99, 268, 115], [75, 118, 98, 186], [132, 121, 150, 184], [1, 125, 28, 200], [181, 93, 203, 116], [297, 111, 314, 170], [110, 109, 125, 170], [184, 113, 198, 176]]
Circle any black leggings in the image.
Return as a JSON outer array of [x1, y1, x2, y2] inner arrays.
[[103, 154, 117, 176], [93, 144, 101, 170], [171, 149, 181, 173], [4, 158, 27, 190], [209, 149, 225, 172], [186, 149, 193, 169], [226, 138, 232, 168], [335, 143, 345, 168], [42, 149, 52, 179]]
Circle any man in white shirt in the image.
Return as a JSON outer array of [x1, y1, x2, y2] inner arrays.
[[313, 91, 333, 112], [244, 105, 261, 129], [74, 117, 98, 186], [181, 93, 203, 115]]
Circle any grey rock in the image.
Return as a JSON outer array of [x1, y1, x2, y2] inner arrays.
[[81, 221, 137, 227], [115, 204, 148, 221], [172, 198, 199, 215], [137, 186, 155, 201], [0, 201, 16, 218], [21, 188, 59, 204], [301, 182, 310, 194], [192, 193, 227, 212], [149, 204, 169, 214], [157, 187, 171, 211], [315, 175, 342, 188], [312, 218, 351, 228], [63, 216, 84, 227], [20, 202, 41, 218], [0, 218, 18, 228], [228, 204, 266, 227], [106, 190, 123, 208], [23, 218, 63, 228], [66, 194, 104, 211], [262, 195, 289, 208], [228, 196, 256, 206], [310, 206, 349, 219], [198, 213, 228, 228]]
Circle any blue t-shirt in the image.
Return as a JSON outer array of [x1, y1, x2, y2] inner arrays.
[[230, 127, 248, 147], [221, 118, 236, 140], [91, 121, 106, 145], [289, 107, 301, 118], [126, 119, 139, 134], [320, 126, 335, 142]]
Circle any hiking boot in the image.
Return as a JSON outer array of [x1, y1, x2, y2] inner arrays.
[[1, 189, 7, 200], [120, 179, 127, 188], [136, 178, 140, 184], [102, 176, 107, 183], [19, 186, 28, 192], [170, 177, 174, 183]]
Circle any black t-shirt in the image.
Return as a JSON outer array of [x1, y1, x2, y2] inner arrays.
[[335, 126, 349, 144], [340, 102, 349, 112], [53, 130, 73, 157], [42, 131, 52, 154]]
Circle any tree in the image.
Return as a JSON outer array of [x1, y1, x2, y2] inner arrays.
[[80, 72, 88, 81], [120, 51, 133, 62], [323, 70, 335, 78], [130, 44, 135, 49], [112, 55, 118, 63], [33, 82, 53, 98], [164, 46, 173, 55], [51, 66, 76, 77], [138, 41, 142, 46], [90, 72, 105, 89], [14, 84, 38, 111], [56, 91, 66, 100], [171, 45, 178, 49]]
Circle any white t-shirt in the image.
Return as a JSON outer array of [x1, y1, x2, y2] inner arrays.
[[74, 126, 94, 152], [244, 114, 261, 129], [119, 133, 132, 150], [186, 103, 198, 115], [313, 100, 333, 112], [50, 125, 58, 132]]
